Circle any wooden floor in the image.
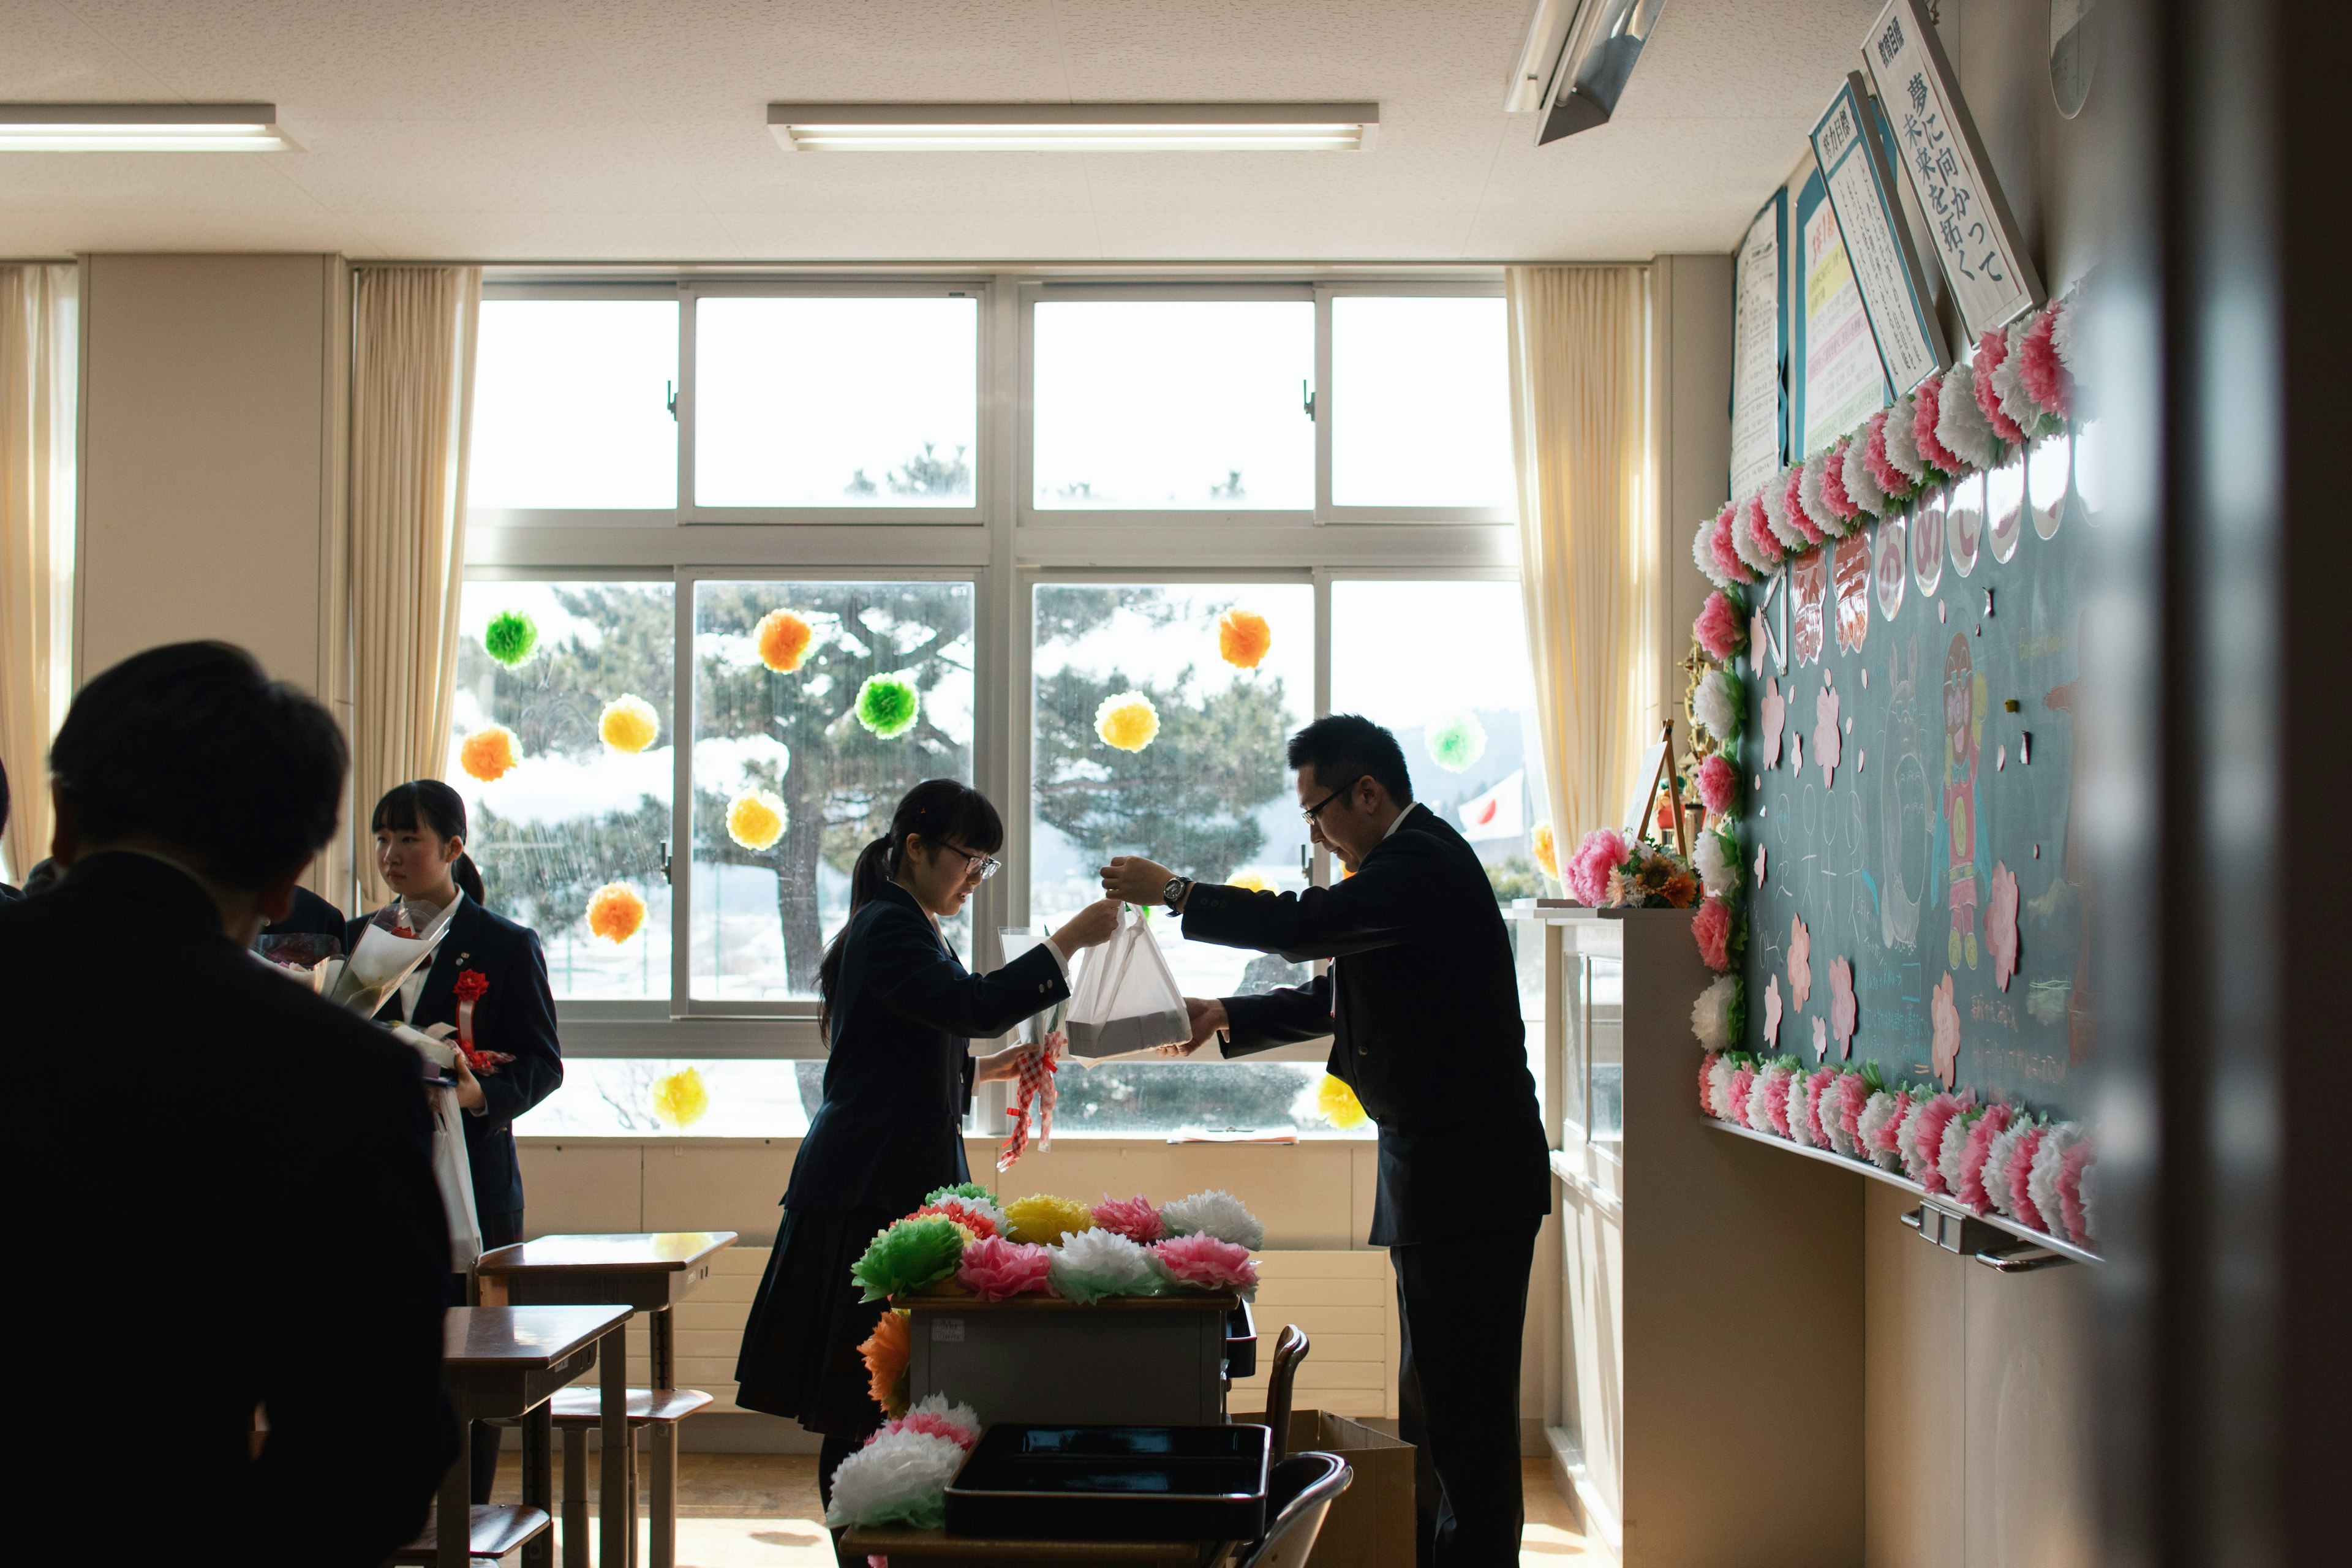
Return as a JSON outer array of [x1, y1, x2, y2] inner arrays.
[[494, 1453, 1589, 1564]]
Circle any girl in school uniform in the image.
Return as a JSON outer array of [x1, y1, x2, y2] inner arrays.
[[733, 778, 1118, 1501]]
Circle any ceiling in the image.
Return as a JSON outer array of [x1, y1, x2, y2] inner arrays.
[[1, 0, 1882, 264]]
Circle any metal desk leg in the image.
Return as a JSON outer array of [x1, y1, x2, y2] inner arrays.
[[438, 1393, 472, 1568], [563, 1425, 589, 1568], [600, 1323, 630, 1568], [650, 1306, 676, 1568], [522, 1403, 554, 1568]]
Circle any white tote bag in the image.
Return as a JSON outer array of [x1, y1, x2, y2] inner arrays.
[[425, 1082, 485, 1272], [1063, 905, 1191, 1058]]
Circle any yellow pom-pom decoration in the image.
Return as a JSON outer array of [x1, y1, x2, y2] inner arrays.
[[1217, 608, 1272, 669], [459, 726, 519, 783], [1230, 873, 1270, 894], [755, 609, 815, 673], [598, 695, 659, 753], [1001, 1193, 1098, 1246], [651, 1067, 709, 1130], [726, 789, 788, 851], [1095, 692, 1160, 753], [1532, 821, 1559, 880], [586, 883, 646, 944], [1316, 1073, 1370, 1129]]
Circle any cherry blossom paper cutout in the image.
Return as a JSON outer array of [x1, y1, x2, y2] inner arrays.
[[1830, 958, 1856, 1058], [1812, 1014, 1830, 1062], [1789, 914, 1813, 1011], [1931, 971, 1962, 1088], [1814, 684, 1842, 787], [1761, 677, 1786, 768], [1988, 861, 2021, 991], [1763, 974, 1784, 1048], [1792, 731, 1803, 775], [1754, 844, 1767, 884]]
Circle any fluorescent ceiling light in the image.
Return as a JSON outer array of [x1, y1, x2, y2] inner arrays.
[[1502, 0, 1668, 143], [768, 103, 1378, 153], [0, 102, 297, 151]]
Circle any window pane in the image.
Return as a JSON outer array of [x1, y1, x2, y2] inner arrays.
[[1033, 301, 1313, 510], [695, 296, 979, 508], [469, 300, 677, 509], [1329, 580, 1547, 910], [519, 1059, 816, 1137], [1031, 582, 1314, 1000], [448, 581, 675, 1001], [1332, 296, 1512, 508], [1049, 1061, 1352, 1138], [693, 581, 976, 1000]]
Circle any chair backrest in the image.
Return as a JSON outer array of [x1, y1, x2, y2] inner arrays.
[[1264, 1324, 1310, 1461], [1236, 1452, 1352, 1568]]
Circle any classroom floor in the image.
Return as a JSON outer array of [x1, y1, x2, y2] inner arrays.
[[493, 1453, 1590, 1564]]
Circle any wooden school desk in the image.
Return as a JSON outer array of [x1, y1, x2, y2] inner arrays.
[[840, 1526, 1230, 1566]]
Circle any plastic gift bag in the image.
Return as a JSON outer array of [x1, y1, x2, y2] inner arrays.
[[390, 1023, 483, 1270], [1063, 905, 1191, 1058]]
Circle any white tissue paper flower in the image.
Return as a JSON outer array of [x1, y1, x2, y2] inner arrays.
[[1692, 668, 1742, 747], [1883, 394, 1928, 483], [824, 1427, 970, 1529], [1789, 1076, 1820, 1148], [1994, 320, 2044, 438], [1692, 828, 1739, 902], [1938, 1110, 1976, 1194], [2048, 295, 2079, 374], [1856, 1091, 1899, 1168], [1692, 975, 1738, 1054], [1731, 509, 1777, 575], [1762, 469, 1807, 551], [1048, 1227, 1158, 1305], [1743, 1068, 1775, 1133], [2028, 1122, 2080, 1235], [1800, 453, 1836, 537], [1821, 1080, 1855, 1156], [1703, 1052, 1738, 1117], [1981, 1118, 2028, 1216], [2075, 1148, 2100, 1244], [1936, 364, 2001, 472], [1156, 1189, 1264, 1251], [1693, 519, 1730, 591], [1842, 432, 1888, 517], [1896, 1096, 1931, 1178]]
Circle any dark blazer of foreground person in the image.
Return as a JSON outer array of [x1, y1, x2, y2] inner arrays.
[[350, 892, 563, 1221], [3, 853, 454, 1563], [1183, 803, 1551, 1245]]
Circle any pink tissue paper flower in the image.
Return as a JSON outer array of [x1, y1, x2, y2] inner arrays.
[[1784, 466, 1826, 545], [1709, 503, 1752, 586], [1834, 1072, 1871, 1152], [1912, 373, 1964, 477], [1692, 896, 1733, 973], [1799, 454, 1839, 538], [1972, 329, 2027, 442], [1820, 439, 1864, 522], [1874, 1089, 1914, 1169], [1698, 1051, 1719, 1116], [2019, 302, 2073, 418], [1692, 518, 1729, 591], [1697, 753, 1740, 817], [1730, 505, 1778, 576], [1907, 1092, 1964, 1191], [871, 1406, 979, 1449], [1725, 1063, 1756, 1125], [1803, 1066, 1839, 1148], [956, 1237, 1055, 1302], [2005, 1123, 2050, 1233], [2058, 1138, 2095, 1245], [1694, 590, 1747, 663], [1864, 408, 1913, 500], [1567, 827, 1630, 907], [1151, 1233, 1259, 1294], [1743, 496, 1780, 570], [1763, 1066, 1795, 1137], [1956, 1103, 2015, 1213], [1091, 1193, 1166, 1245]]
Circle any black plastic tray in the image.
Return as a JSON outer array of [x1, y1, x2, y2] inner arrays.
[[1225, 1298, 1257, 1380], [945, 1423, 1270, 1542]]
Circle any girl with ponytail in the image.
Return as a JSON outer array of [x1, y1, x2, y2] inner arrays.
[[736, 778, 1118, 1499], [353, 778, 565, 1507]]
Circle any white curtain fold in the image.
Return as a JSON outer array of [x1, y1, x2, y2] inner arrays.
[[0, 263, 78, 883], [1507, 264, 1658, 850], [350, 265, 480, 903]]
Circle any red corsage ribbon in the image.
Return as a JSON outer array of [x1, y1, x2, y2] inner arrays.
[[450, 969, 500, 1072]]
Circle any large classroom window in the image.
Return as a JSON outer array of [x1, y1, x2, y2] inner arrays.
[[461, 274, 1548, 1136]]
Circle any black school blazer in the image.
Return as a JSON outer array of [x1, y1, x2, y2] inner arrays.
[[784, 881, 1068, 1218], [349, 894, 564, 1219], [1180, 803, 1551, 1245]]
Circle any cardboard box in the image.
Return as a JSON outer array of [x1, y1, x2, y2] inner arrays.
[[1239, 1408, 1416, 1568]]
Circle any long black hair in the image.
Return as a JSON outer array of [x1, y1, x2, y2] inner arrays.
[[371, 779, 486, 908], [816, 778, 1005, 1038]]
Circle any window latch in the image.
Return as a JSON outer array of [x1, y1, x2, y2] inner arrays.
[[1302, 379, 1316, 422], [666, 380, 678, 421], [659, 840, 673, 885]]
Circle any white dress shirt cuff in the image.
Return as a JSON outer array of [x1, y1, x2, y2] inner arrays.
[[1042, 935, 1073, 984]]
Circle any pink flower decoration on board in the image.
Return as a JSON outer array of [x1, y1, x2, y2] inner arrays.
[[1876, 1089, 1915, 1161], [1754, 843, 1767, 884], [1763, 973, 1783, 1048], [1693, 896, 1734, 973], [1931, 971, 1962, 1088], [956, 1237, 1055, 1302], [1863, 409, 1911, 500], [1695, 590, 1747, 663], [1743, 495, 1779, 569], [2005, 1125, 2050, 1233], [1972, 329, 2027, 442], [1697, 753, 1740, 817], [1836, 1072, 1870, 1147], [2019, 303, 2073, 419], [1803, 1067, 1839, 1146], [1091, 1193, 1166, 1245], [2058, 1138, 2095, 1245], [1149, 1233, 1259, 1294], [1830, 958, 1857, 1058], [1566, 827, 1630, 907], [1957, 1104, 2015, 1214], [1784, 465, 1826, 544], [1698, 1052, 1719, 1117], [1821, 440, 1864, 522], [1763, 1068, 1795, 1137], [1726, 1063, 1756, 1125], [1760, 677, 1786, 769], [1789, 914, 1813, 1011], [1811, 1015, 1828, 1062], [1814, 682, 1842, 786], [1988, 861, 2021, 991], [1909, 1093, 1962, 1190], [1913, 372, 1964, 476], [1708, 503, 1753, 585], [1792, 730, 1803, 776]]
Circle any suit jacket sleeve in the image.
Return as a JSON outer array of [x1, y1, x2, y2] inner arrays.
[[473, 927, 564, 1129], [869, 910, 1071, 1041], [1219, 971, 1336, 1057], [1180, 837, 1428, 961]]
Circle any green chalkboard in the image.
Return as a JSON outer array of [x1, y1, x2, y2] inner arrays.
[[1736, 432, 2090, 1118]]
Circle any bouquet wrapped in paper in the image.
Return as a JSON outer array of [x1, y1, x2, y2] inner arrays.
[[325, 898, 460, 1017]]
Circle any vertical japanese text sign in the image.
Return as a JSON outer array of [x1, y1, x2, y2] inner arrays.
[[1863, 0, 2045, 337], [1811, 72, 1947, 398]]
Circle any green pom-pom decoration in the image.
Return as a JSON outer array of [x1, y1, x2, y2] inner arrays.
[[483, 611, 539, 668], [925, 1182, 993, 1205], [855, 674, 921, 739], [1424, 710, 1487, 773], [850, 1217, 966, 1303]]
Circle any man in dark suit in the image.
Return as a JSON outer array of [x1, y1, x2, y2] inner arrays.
[[1, 642, 456, 1567], [1103, 714, 1549, 1568]]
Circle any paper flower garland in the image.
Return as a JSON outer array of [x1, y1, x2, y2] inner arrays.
[[956, 1237, 1055, 1302], [586, 883, 646, 943], [824, 1395, 979, 1531], [599, 695, 659, 753], [1048, 1227, 1158, 1304], [1695, 590, 1748, 663], [651, 1067, 709, 1130], [1692, 667, 1743, 745], [1091, 1193, 1167, 1245], [1424, 711, 1487, 773], [755, 609, 815, 673], [483, 611, 538, 668], [1150, 1234, 1259, 1296], [1217, 608, 1272, 669], [859, 1310, 911, 1415], [1692, 974, 1742, 1050], [459, 726, 520, 782], [856, 674, 921, 739], [927, 1182, 993, 1205], [911, 1197, 1001, 1240], [726, 789, 788, 852], [1001, 1193, 1096, 1246], [851, 1218, 968, 1302], [1158, 1189, 1265, 1251], [1095, 691, 1160, 753], [1315, 1072, 1370, 1129], [1566, 828, 1629, 906]]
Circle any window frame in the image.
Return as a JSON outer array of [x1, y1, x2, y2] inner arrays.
[[1316, 281, 1516, 526]]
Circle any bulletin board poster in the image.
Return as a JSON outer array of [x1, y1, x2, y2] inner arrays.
[[1790, 165, 1888, 460], [1728, 191, 1787, 500], [1811, 73, 1945, 398]]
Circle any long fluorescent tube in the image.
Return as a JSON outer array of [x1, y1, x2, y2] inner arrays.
[[769, 103, 1378, 153], [0, 103, 298, 151]]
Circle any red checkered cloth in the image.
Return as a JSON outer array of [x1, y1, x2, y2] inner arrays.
[[996, 1040, 1061, 1172]]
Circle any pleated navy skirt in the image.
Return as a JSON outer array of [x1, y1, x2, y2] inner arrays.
[[733, 1206, 897, 1436]]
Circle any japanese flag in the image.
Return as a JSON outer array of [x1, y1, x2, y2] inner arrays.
[[1455, 769, 1525, 842]]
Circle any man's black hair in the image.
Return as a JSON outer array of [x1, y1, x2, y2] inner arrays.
[[48, 641, 349, 891], [1286, 712, 1414, 806]]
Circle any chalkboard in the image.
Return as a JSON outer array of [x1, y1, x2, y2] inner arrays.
[[1736, 432, 2090, 1119]]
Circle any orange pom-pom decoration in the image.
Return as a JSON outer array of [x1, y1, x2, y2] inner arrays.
[[1532, 822, 1559, 880], [1217, 608, 1272, 669], [586, 883, 646, 944], [459, 726, 519, 782], [755, 609, 815, 673], [859, 1309, 912, 1416]]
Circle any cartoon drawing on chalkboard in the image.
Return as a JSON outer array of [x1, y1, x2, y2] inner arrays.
[[1943, 631, 1989, 970], [1879, 635, 1931, 952]]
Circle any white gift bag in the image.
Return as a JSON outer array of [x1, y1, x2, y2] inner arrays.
[[426, 1084, 485, 1272], [1063, 905, 1191, 1058]]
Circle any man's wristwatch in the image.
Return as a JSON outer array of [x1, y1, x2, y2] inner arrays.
[[1164, 876, 1193, 912]]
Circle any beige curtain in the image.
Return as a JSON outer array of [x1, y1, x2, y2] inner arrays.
[[350, 265, 480, 903], [1507, 265, 1658, 848], [0, 264, 78, 883]]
